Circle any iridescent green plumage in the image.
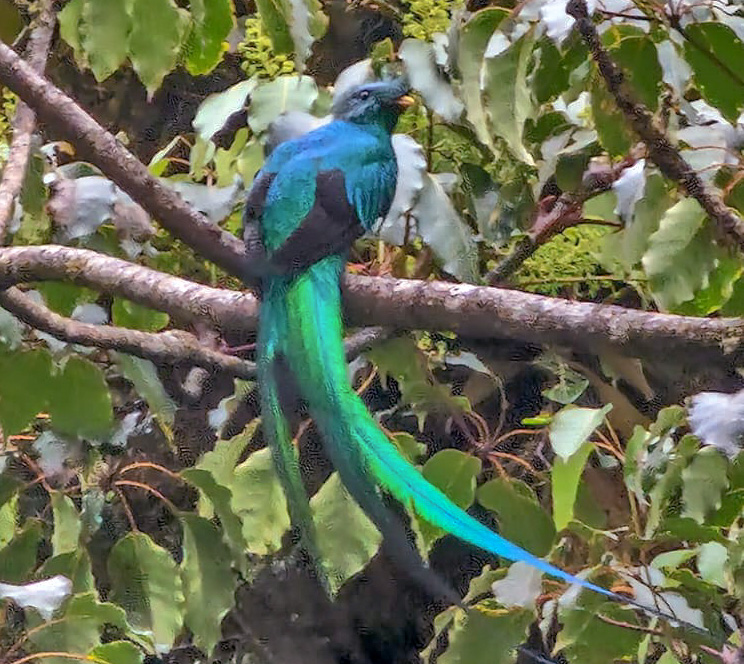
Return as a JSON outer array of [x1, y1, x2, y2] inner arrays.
[[244, 79, 691, 625]]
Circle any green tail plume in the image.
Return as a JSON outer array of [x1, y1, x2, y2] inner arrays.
[[258, 256, 706, 632]]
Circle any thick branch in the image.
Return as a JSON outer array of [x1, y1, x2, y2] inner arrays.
[[0, 29, 742, 370], [0, 288, 256, 379], [0, 245, 258, 331], [0, 4, 55, 241], [1, 245, 743, 366], [0, 40, 250, 279], [566, 0, 744, 252], [343, 275, 744, 365]]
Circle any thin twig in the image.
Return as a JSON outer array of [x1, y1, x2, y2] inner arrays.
[[114, 479, 179, 514], [8, 653, 107, 664], [114, 486, 138, 532], [595, 613, 664, 636], [118, 461, 184, 482], [567, 0, 744, 251]]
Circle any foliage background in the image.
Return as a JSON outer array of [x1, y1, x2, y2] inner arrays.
[[1, 0, 744, 663]]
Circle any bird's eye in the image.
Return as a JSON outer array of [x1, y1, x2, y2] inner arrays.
[[358, 90, 370, 100]]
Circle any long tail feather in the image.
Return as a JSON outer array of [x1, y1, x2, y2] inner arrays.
[[258, 307, 329, 592], [270, 257, 706, 633]]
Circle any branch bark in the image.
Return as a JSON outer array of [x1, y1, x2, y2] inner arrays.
[[0, 5, 54, 242], [1, 245, 743, 366], [567, 0, 744, 252], [0, 39, 250, 280], [0, 288, 256, 378], [487, 157, 634, 285], [0, 10, 255, 379], [0, 18, 742, 373]]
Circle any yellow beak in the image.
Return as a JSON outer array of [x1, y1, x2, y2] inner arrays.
[[396, 94, 415, 109]]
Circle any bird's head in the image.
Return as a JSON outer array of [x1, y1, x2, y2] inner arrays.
[[331, 78, 414, 132]]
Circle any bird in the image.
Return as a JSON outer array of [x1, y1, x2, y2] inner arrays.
[[243, 77, 700, 627]]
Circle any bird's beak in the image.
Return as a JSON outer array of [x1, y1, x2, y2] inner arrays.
[[395, 94, 415, 110]]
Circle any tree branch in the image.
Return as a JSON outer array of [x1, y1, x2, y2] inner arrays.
[[343, 274, 744, 365], [487, 157, 635, 284], [0, 39, 251, 280], [0, 245, 258, 330], [1, 245, 742, 366], [0, 3, 54, 242], [566, 0, 744, 252], [0, 21, 742, 372], [0, 10, 255, 380], [0, 288, 256, 378]]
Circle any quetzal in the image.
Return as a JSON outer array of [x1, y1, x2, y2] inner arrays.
[[243, 78, 681, 620]]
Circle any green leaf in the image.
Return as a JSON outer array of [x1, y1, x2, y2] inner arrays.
[[438, 606, 533, 664], [0, 347, 53, 435], [0, 520, 42, 582], [591, 72, 633, 156], [602, 174, 673, 272], [399, 39, 463, 122], [391, 432, 426, 464], [458, 8, 510, 149], [477, 478, 556, 556], [310, 472, 381, 593], [367, 336, 469, 428], [58, 0, 86, 62], [115, 353, 176, 431], [49, 356, 113, 439], [673, 254, 743, 316], [557, 600, 642, 664], [185, 0, 235, 75], [255, 0, 293, 53], [36, 282, 99, 318], [237, 139, 265, 186], [642, 199, 716, 310], [645, 435, 699, 538], [193, 79, 257, 141], [89, 641, 144, 664], [423, 449, 480, 511], [697, 541, 727, 589], [484, 29, 536, 165], [623, 425, 649, 498], [536, 353, 588, 405], [552, 442, 594, 531], [684, 23, 744, 122], [51, 492, 81, 556], [0, 494, 17, 549], [40, 550, 96, 595], [416, 173, 479, 282], [682, 447, 729, 524], [651, 548, 697, 571], [194, 425, 255, 487], [180, 513, 236, 654], [556, 152, 590, 193], [0, 0, 23, 45], [609, 32, 662, 111], [229, 448, 291, 554], [29, 593, 128, 664], [548, 404, 612, 461], [128, 0, 190, 95], [181, 468, 248, 566], [108, 532, 184, 648], [419, 449, 481, 545], [248, 75, 318, 134], [112, 298, 169, 332], [534, 39, 569, 104], [81, 0, 131, 81]]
